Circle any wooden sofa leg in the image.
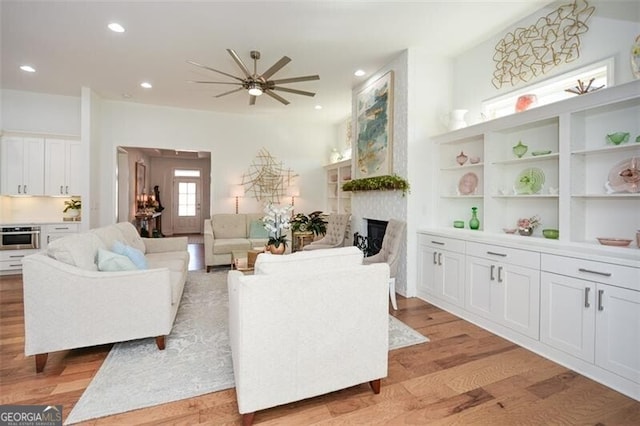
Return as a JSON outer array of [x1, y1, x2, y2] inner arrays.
[[155, 336, 166, 350], [369, 378, 381, 394], [35, 353, 48, 373], [242, 412, 255, 426]]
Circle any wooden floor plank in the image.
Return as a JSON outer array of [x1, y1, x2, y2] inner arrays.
[[1, 245, 639, 425]]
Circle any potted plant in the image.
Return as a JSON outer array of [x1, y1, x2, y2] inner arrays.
[[290, 211, 327, 237], [63, 199, 81, 220], [262, 202, 292, 254]]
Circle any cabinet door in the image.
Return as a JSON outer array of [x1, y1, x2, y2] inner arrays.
[[1, 137, 24, 194], [417, 243, 438, 299], [500, 263, 540, 339], [45, 139, 67, 195], [540, 272, 595, 362], [465, 256, 495, 320], [440, 249, 465, 307], [595, 284, 640, 383]]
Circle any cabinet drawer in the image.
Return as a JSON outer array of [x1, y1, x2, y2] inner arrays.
[[466, 241, 540, 269], [0, 250, 38, 262], [0, 259, 25, 271], [419, 233, 465, 252], [47, 223, 79, 232], [541, 254, 640, 291]]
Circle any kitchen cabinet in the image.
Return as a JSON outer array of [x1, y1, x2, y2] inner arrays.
[[465, 242, 540, 339], [1, 136, 45, 195], [417, 234, 465, 308], [42, 223, 80, 248], [541, 254, 640, 384], [0, 249, 39, 274], [45, 139, 82, 196]]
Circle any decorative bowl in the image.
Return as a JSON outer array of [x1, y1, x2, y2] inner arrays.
[[531, 150, 552, 156], [453, 220, 465, 228], [503, 228, 517, 234], [542, 229, 559, 239], [469, 156, 481, 164], [597, 238, 632, 247], [606, 132, 630, 145]]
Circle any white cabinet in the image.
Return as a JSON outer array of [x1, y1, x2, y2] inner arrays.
[[45, 139, 82, 196], [42, 223, 80, 248], [541, 254, 640, 384], [417, 234, 465, 307], [324, 159, 352, 214], [465, 242, 540, 339], [0, 249, 39, 274], [1, 136, 45, 195]]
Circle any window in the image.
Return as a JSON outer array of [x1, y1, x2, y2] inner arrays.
[[177, 182, 196, 216], [482, 58, 614, 120], [174, 169, 200, 177]]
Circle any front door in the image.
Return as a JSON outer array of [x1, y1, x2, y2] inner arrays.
[[173, 176, 202, 234]]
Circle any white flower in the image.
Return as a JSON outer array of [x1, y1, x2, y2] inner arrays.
[[262, 202, 292, 240]]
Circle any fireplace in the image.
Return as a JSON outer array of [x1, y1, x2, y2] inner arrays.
[[353, 219, 388, 257]]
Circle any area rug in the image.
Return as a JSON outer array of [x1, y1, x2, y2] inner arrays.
[[65, 271, 428, 425]]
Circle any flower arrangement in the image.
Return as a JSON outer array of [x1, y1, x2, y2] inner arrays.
[[63, 199, 81, 212], [517, 215, 541, 235], [262, 202, 293, 248], [290, 211, 327, 236]]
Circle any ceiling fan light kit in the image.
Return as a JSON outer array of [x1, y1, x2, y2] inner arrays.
[[188, 49, 319, 105]]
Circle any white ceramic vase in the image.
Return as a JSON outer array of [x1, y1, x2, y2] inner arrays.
[[447, 109, 468, 131]]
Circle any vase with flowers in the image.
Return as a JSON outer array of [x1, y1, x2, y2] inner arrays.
[[262, 202, 292, 254], [517, 215, 541, 236]]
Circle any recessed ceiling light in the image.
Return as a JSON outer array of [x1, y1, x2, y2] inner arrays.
[[20, 65, 36, 73], [354, 69, 366, 77], [140, 82, 152, 89], [314, 105, 323, 110], [108, 22, 125, 33]]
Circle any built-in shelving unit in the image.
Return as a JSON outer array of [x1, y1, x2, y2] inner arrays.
[[431, 79, 640, 252], [324, 159, 352, 214]]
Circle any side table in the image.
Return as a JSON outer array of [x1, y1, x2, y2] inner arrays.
[[293, 231, 315, 252]]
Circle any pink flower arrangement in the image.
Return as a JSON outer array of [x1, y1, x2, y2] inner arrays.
[[518, 215, 541, 230]]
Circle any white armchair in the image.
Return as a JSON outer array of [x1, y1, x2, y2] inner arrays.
[[302, 213, 350, 251], [363, 219, 406, 310]]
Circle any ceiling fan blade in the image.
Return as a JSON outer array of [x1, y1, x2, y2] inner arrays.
[[249, 95, 257, 106], [215, 87, 244, 98], [264, 90, 290, 105], [226, 49, 252, 79], [271, 86, 316, 97], [270, 75, 320, 85], [187, 81, 243, 85], [186, 60, 244, 82], [260, 56, 291, 80]]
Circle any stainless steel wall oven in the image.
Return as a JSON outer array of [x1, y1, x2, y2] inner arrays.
[[0, 226, 41, 250]]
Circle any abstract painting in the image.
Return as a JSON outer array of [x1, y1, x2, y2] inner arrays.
[[355, 71, 394, 178]]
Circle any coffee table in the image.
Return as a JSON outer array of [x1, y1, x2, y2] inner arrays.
[[231, 248, 264, 273]]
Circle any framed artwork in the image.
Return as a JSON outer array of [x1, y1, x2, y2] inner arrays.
[[355, 70, 394, 178], [135, 162, 146, 202]]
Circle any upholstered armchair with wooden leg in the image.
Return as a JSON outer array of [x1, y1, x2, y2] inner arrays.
[[302, 213, 350, 251], [363, 219, 406, 310]]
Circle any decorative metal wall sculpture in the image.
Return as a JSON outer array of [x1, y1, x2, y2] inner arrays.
[[492, 0, 595, 89], [241, 148, 298, 202]]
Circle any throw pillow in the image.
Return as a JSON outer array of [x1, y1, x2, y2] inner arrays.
[[249, 220, 269, 239], [112, 240, 148, 269], [97, 248, 138, 271]]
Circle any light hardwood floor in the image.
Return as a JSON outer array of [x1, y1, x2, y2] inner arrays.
[[1, 243, 639, 425]]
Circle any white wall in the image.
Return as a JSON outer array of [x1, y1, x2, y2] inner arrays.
[[451, 1, 640, 123], [96, 100, 333, 227]]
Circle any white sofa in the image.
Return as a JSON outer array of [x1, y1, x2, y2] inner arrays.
[[204, 213, 291, 270], [228, 247, 389, 425], [22, 222, 189, 373]]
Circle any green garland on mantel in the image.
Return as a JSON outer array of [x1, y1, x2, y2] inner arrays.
[[342, 174, 410, 196]]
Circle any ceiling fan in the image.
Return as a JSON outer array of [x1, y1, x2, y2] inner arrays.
[[187, 49, 320, 105]]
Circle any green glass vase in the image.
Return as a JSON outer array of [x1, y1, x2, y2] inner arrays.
[[469, 207, 480, 230]]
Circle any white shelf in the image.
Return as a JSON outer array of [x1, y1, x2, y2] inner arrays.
[[433, 79, 640, 245], [324, 159, 352, 215]]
